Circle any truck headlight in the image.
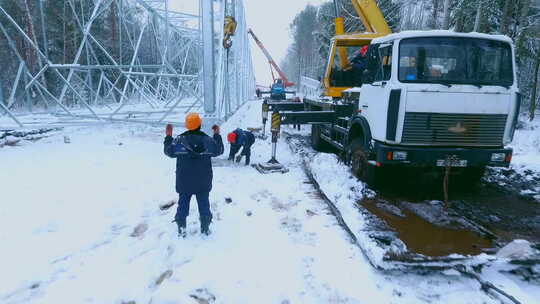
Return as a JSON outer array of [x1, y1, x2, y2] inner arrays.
[[393, 151, 408, 161], [491, 153, 506, 162]]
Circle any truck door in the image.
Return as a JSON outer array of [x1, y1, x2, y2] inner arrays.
[[359, 43, 393, 142]]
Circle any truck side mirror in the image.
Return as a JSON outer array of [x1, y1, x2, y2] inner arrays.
[[362, 70, 374, 84]]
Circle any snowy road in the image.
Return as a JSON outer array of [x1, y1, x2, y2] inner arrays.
[[1, 101, 538, 303]]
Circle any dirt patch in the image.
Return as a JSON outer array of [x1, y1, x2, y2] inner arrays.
[[130, 223, 148, 238], [369, 167, 540, 250], [486, 167, 540, 200], [159, 200, 176, 211], [190, 288, 216, 304], [154, 270, 173, 286], [268, 196, 299, 212], [361, 199, 493, 257]]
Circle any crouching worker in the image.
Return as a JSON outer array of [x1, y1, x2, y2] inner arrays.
[[163, 113, 224, 237], [227, 128, 255, 165]]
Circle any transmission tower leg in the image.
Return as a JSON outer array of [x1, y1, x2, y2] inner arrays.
[[202, 0, 216, 115]]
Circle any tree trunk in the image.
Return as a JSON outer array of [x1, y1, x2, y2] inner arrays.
[[63, 1, 67, 63], [500, 0, 513, 35], [518, 0, 531, 28], [21, 0, 49, 99], [516, 0, 531, 51], [110, 0, 118, 60], [21, 0, 38, 72], [430, 0, 440, 29], [442, 0, 451, 30], [529, 54, 540, 121], [473, 0, 483, 32]]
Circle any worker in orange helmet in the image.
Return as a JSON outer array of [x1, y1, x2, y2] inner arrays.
[[227, 128, 255, 165], [163, 113, 224, 237]]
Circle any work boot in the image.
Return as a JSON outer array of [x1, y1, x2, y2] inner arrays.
[[175, 218, 187, 238], [200, 217, 212, 236], [178, 226, 187, 238]]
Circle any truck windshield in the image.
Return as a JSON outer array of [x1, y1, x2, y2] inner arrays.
[[399, 37, 513, 87]]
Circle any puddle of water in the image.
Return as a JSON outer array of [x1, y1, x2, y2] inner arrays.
[[361, 199, 494, 257], [372, 169, 540, 244]]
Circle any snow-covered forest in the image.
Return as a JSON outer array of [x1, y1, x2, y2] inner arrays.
[[282, 0, 540, 119]]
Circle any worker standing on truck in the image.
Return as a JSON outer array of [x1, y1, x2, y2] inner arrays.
[[163, 114, 224, 237], [351, 45, 369, 85], [227, 128, 256, 165]]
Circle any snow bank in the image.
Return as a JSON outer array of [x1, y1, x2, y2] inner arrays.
[[496, 239, 536, 260], [307, 153, 392, 266], [511, 116, 540, 172]]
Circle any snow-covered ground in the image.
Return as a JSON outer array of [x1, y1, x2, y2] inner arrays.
[[512, 116, 540, 172], [1, 101, 539, 303], [507, 116, 540, 199]]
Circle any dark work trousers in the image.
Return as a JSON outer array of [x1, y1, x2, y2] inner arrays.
[[229, 143, 253, 165], [175, 192, 212, 227], [242, 142, 253, 165], [228, 144, 241, 160]]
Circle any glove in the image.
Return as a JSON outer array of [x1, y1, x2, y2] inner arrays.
[[164, 136, 173, 145], [166, 124, 173, 137], [212, 124, 220, 135], [235, 155, 242, 163]]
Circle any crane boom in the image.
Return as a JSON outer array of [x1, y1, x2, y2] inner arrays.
[[350, 0, 391, 35], [332, 0, 391, 71], [324, 0, 392, 97], [248, 28, 295, 88]]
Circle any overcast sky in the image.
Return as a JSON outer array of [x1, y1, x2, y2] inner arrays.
[[243, 0, 328, 85], [169, 0, 328, 85]]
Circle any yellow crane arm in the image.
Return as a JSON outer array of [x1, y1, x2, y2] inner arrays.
[[351, 0, 391, 35], [333, 0, 391, 70], [325, 0, 393, 97], [335, 17, 349, 70]]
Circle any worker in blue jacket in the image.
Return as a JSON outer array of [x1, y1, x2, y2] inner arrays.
[[227, 128, 255, 165], [164, 113, 224, 237], [351, 45, 369, 85]]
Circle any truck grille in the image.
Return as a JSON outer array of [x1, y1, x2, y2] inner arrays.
[[402, 113, 507, 146]]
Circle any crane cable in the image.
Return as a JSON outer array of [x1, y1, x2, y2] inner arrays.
[[222, 2, 237, 113]]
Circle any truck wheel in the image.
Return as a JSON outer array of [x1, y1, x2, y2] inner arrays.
[[348, 138, 377, 185], [311, 125, 330, 152]]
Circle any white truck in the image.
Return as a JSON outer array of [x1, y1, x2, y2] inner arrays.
[[270, 31, 521, 184]]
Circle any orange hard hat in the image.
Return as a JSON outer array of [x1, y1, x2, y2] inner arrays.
[[185, 113, 202, 130], [227, 132, 237, 143]]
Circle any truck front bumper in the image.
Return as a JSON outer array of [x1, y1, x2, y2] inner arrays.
[[373, 142, 513, 168]]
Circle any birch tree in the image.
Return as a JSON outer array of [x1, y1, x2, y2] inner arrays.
[[442, 0, 451, 29]]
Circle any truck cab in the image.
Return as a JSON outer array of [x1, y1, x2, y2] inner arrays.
[[338, 31, 520, 181], [270, 79, 287, 100]]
